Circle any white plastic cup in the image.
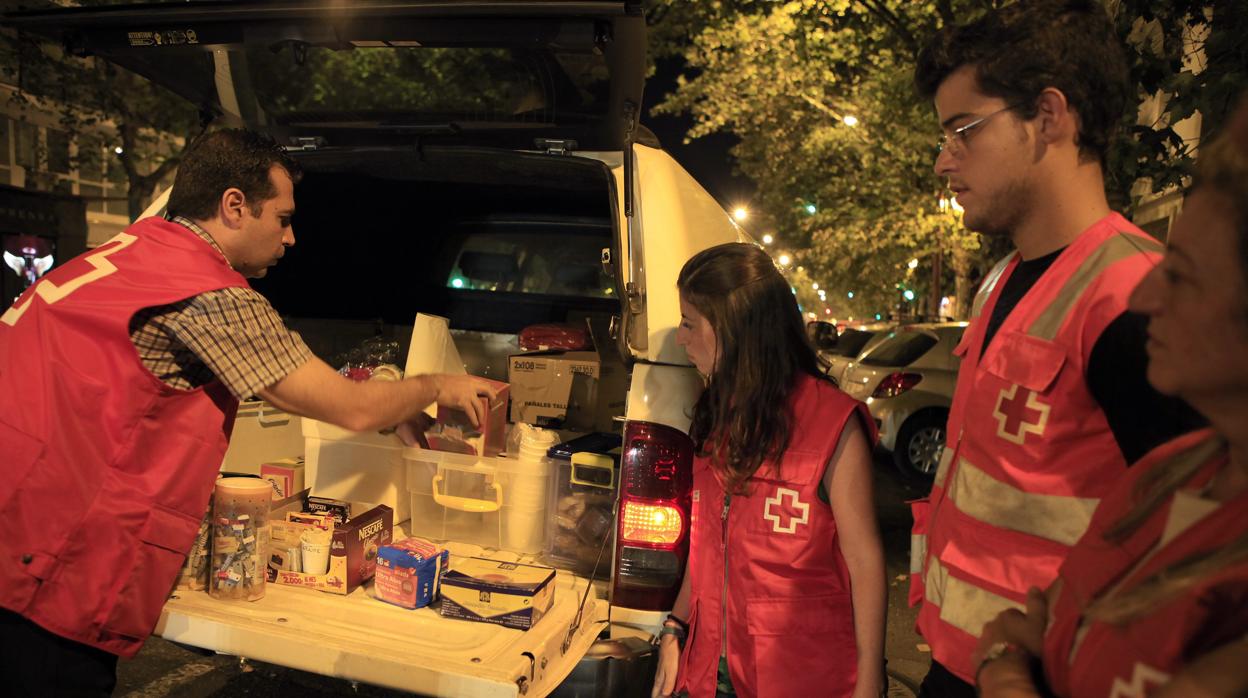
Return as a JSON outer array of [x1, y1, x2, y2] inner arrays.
[[514, 424, 559, 460], [504, 506, 547, 552], [300, 529, 332, 576]]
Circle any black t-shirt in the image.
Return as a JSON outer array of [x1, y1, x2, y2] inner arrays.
[[980, 250, 1205, 464]]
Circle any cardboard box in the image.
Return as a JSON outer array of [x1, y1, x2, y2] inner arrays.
[[508, 350, 626, 432], [438, 557, 556, 630], [374, 537, 448, 610], [261, 458, 305, 500], [266, 503, 393, 595], [432, 380, 510, 456], [306, 495, 352, 525]]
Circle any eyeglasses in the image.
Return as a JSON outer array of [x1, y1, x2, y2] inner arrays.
[[937, 105, 1017, 157]]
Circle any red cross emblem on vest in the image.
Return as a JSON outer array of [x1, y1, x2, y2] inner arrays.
[[1109, 662, 1170, 698], [992, 384, 1051, 445], [763, 487, 809, 534]]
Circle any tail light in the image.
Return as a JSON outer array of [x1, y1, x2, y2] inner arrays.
[[621, 499, 684, 545], [872, 372, 922, 398], [611, 420, 693, 610]]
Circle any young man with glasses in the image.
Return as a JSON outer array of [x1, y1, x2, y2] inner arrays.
[[907, 2, 1204, 696]]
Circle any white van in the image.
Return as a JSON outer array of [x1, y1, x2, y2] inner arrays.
[[6, 2, 743, 696]]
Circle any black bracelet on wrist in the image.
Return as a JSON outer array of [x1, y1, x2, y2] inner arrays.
[[666, 613, 689, 633]]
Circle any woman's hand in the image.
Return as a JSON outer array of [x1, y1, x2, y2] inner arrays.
[[972, 586, 1049, 667], [651, 635, 681, 698]]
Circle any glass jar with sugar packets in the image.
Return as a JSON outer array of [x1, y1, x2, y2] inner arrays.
[[209, 477, 272, 601]]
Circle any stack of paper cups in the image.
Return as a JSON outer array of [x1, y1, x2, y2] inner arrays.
[[505, 425, 559, 551]]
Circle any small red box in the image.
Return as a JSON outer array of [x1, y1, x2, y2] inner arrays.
[[434, 379, 509, 456]]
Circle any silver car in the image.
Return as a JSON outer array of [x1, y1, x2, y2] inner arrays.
[[839, 322, 967, 480], [820, 323, 894, 386]]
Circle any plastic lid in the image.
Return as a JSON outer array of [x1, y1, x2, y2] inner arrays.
[[515, 423, 560, 448], [214, 476, 272, 495]]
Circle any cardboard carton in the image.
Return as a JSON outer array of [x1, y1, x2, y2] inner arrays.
[[432, 379, 510, 456], [508, 350, 626, 432], [374, 537, 449, 610], [438, 557, 556, 630], [260, 458, 306, 500], [266, 501, 393, 595]]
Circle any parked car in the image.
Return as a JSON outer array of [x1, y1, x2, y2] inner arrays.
[[820, 322, 894, 386], [6, 2, 739, 696], [838, 322, 967, 480]]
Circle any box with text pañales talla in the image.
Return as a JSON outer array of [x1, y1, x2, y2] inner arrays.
[[507, 350, 626, 432], [437, 557, 556, 630]]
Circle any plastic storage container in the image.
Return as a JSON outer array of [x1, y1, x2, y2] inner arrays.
[[404, 447, 553, 554], [303, 419, 410, 523], [219, 401, 305, 475], [544, 451, 618, 578], [209, 477, 272, 601]]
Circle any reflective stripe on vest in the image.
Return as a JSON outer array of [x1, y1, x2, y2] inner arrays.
[[924, 558, 1023, 637], [933, 443, 956, 489], [971, 253, 1017, 319], [910, 531, 927, 575], [945, 457, 1101, 546], [1028, 233, 1164, 340]]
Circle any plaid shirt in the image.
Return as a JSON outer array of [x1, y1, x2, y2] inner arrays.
[[128, 217, 312, 399]]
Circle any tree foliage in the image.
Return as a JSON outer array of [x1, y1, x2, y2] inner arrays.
[[0, 21, 203, 219], [648, 0, 1246, 319]]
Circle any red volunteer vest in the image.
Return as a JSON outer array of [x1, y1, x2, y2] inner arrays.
[[1044, 429, 1248, 697], [0, 217, 247, 657], [675, 374, 874, 698], [910, 214, 1165, 681]]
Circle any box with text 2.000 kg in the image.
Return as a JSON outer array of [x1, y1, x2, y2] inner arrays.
[[437, 557, 555, 630]]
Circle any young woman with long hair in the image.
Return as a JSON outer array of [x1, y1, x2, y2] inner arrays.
[[651, 242, 886, 698], [971, 98, 1248, 697]]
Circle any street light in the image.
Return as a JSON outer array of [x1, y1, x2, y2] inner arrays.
[[762, 233, 774, 245], [811, 282, 819, 290], [777, 253, 792, 266], [847, 291, 855, 299], [842, 115, 860, 127], [733, 206, 749, 222], [939, 196, 964, 214], [804, 203, 818, 215]]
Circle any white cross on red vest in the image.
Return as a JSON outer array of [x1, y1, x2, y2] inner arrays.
[[763, 487, 809, 534]]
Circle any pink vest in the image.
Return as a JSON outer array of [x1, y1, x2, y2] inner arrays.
[[675, 374, 873, 698], [1044, 429, 1248, 697], [911, 214, 1165, 681], [0, 217, 246, 657]]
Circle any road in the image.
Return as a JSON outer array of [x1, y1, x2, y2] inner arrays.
[[113, 454, 932, 697]]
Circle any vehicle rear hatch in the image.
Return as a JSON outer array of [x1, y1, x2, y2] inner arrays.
[[4, 0, 644, 152], [2, 2, 644, 695]]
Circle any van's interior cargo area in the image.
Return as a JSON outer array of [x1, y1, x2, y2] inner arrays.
[[251, 147, 623, 378]]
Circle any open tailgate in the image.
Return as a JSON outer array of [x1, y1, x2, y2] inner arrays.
[[158, 543, 607, 698]]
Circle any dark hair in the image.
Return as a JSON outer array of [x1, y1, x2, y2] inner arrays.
[[677, 242, 827, 494], [1193, 99, 1248, 318], [167, 129, 302, 220], [914, 0, 1130, 165]]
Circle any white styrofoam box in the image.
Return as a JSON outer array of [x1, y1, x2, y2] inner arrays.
[[303, 419, 410, 524], [403, 447, 552, 554], [219, 400, 305, 475]]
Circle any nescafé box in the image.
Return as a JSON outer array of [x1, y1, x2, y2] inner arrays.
[[438, 557, 556, 630], [266, 503, 393, 595]]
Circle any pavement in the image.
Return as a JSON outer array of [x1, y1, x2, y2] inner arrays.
[[114, 453, 932, 697]]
